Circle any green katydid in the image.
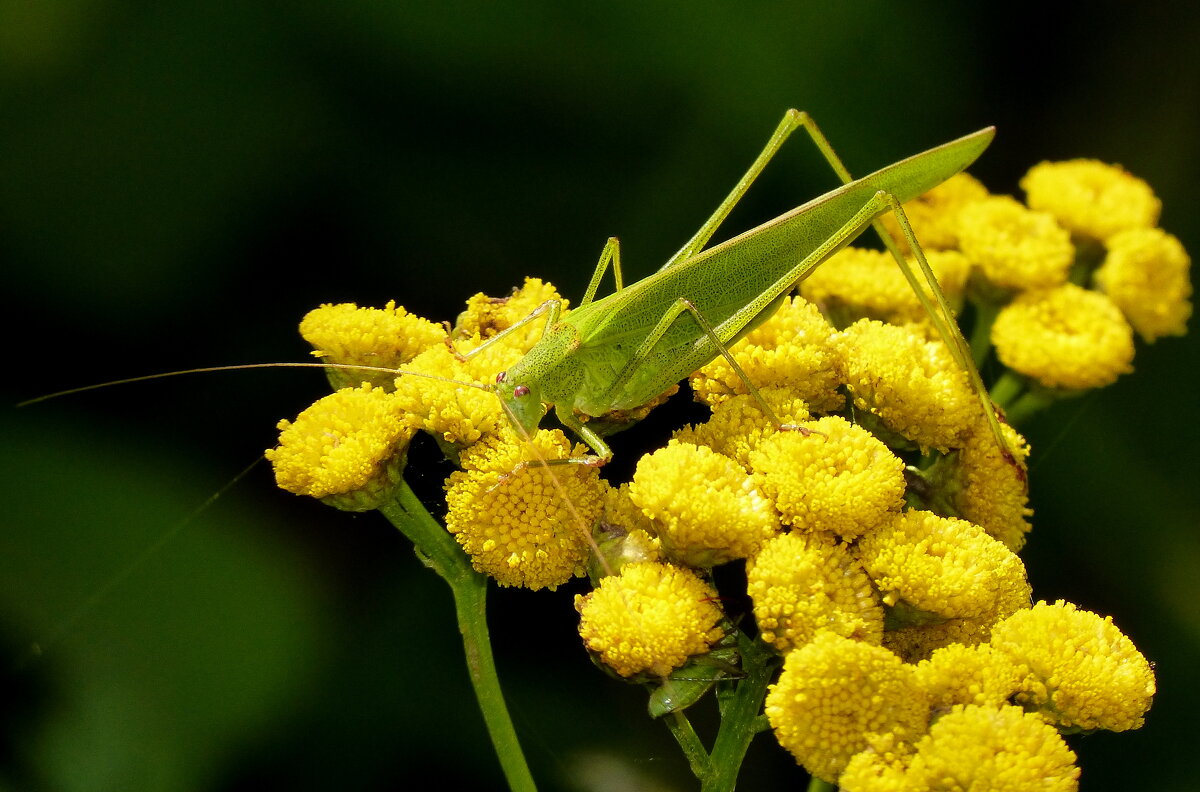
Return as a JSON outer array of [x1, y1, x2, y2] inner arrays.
[[24, 111, 1011, 469], [478, 110, 1011, 467]]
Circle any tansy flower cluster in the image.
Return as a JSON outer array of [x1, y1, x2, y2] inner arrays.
[[264, 156, 1176, 788]]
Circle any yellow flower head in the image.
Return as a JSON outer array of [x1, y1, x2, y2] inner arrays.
[[957, 195, 1074, 293], [690, 296, 844, 413], [842, 704, 1080, 792], [879, 171, 991, 253], [989, 600, 1156, 732], [914, 643, 1023, 712], [455, 277, 564, 348], [881, 547, 1031, 663], [299, 301, 448, 391], [574, 561, 725, 678], [857, 510, 1030, 622], [765, 632, 928, 783], [266, 383, 415, 511], [1096, 227, 1192, 342], [590, 483, 662, 578], [928, 419, 1032, 551], [835, 319, 980, 452], [991, 283, 1135, 390], [747, 530, 883, 653], [391, 331, 532, 451], [444, 429, 605, 590], [749, 416, 906, 540], [672, 387, 811, 470], [626, 440, 780, 567], [800, 247, 971, 330], [1021, 159, 1161, 241]]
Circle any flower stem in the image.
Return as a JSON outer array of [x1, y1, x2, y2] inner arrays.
[[806, 776, 836, 792], [666, 710, 713, 780], [379, 482, 538, 792], [700, 635, 779, 792], [969, 299, 1001, 370]]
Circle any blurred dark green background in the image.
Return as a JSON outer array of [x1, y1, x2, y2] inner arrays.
[[3, 2, 1198, 790]]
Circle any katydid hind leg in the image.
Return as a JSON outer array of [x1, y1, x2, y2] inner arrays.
[[663, 109, 809, 268], [765, 115, 1017, 468]]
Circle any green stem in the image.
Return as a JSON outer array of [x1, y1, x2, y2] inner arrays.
[[988, 369, 1026, 411], [969, 299, 1000, 371], [379, 483, 538, 792], [700, 636, 780, 792], [666, 710, 714, 781], [806, 776, 836, 792]]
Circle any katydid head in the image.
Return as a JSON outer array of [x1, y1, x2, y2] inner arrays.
[[494, 371, 548, 436]]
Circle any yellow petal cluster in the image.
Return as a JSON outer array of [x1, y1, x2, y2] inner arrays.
[[444, 429, 605, 590], [842, 704, 1080, 792], [749, 416, 905, 540], [690, 296, 844, 412], [627, 440, 779, 567], [800, 247, 970, 329], [266, 383, 414, 511], [835, 320, 980, 452], [914, 643, 1023, 711], [456, 277, 564, 348], [390, 338, 527, 451], [1021, 159, 1161, 241], [299, 301, 448, 390], [765, 633, 928, 783], [989, 600, 1156, 732], [747, 531, 883, 652], [935, 419, 1032, 551], [672, 387, 811, 470], [957, 196, 1074, 292], [1096, 227, 1192, 342], [575, 561, 724, 678], [856, 510, 1029, 620], [879, 171, 990, 252], [991, 283, 1135, 390]]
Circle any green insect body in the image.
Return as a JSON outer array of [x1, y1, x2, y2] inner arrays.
[[494, 117, 996, 461]]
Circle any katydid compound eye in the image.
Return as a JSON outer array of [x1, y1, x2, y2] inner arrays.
[[513, 385, 530, 397], [495, 372, 507, 384]]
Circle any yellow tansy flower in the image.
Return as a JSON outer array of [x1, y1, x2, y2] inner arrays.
[[914, 643, 1023, 712], [846, 704, 1080, 792], [391, 333, 532, 452], [835, 319, 980, 452], [765, 633, 929, 783], [1021, 159, 1161, 241], [925, 419, 1031, 551], [1096, 227, 1192, 342], [857, 510, 1029, 622], [800, 247, 971, 330], [747, 531, 883, 653], [266, 383, 415, 511], [991, 283, 1135, 390], [299, 301, 448, 391], [879, 171, 990, 252], [989, 600, 1156, 732], [749, 416, 905, 540], [690, 296, 844, 413], [590, 482, 662, 578], [444, 429, 605, 590], [455, 277, 564, 349], [881, 544, 1031, 663], [672, 387, 811, 471], [626, 440, 780, 567], [957, 195, 1075, 293], [574, 561, 725, 678]]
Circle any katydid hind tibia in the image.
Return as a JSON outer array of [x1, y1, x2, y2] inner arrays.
[[490, 112, 1006, 465]]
